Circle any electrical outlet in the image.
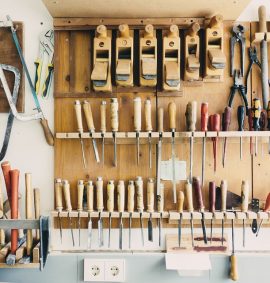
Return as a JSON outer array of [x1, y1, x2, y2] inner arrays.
[[84, 259, 105, 281], [105, 259, 125, 282]]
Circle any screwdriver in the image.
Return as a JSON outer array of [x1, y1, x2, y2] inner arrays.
[[96, 177, 104, 247], [127, 180, 135, 249], [54, 178, 63, 243], [157, 107, 164, 195], [86, 180, 94, 249], [100, 101, 107, 166], [220, 180, 227, 245], [185, 180, 194, 246], [145, 99, 153, 169], [209, 114, 221, 172], [134, 97, 142, 165], [168, 102, 177, 203], [185, 101, 197, 183], [209, 181, 216, 243], [135, 176, 144, 246], [74, 100, 87, 168], [147, 178, 154, 242], [117, 180, 125, 249], [157, 182, 164, 247], [107, 180, 115, 248], [177, 191, 184, 247], [83, 100, 100, 163], [201, 103, 208, 187], [237, 106, 245, 160], [241, 180, 249, 247], [256, 192, 270, 236], [193, 177, 207, 244], [77, 180, 84, 246], [252, 98, 262, 156], [222, 106, 232, 167], [230, 216, 238, 281], [110, 98, 119, 167], [267, 101, 270, 154]]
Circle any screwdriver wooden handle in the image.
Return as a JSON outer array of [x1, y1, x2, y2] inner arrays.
[[185, 180, 194, 212], [110, 98, 119, 132], [34, 188, 40, 240], [100, 101, 107, 133], [258, 6, 267, 33], [237, 106, 245, 131], [220, 180, 227, 212], [55, 178, 63, 211], [209, 182, 216, 213], [230, 254, 238, 281], [77, 180, 84, 211], [193, 177, 204, 211], [119, 24, 130, 38], [168, 102, 176, 130], [264, 192, 270, 212], [157, 183, 164, 213], [86, 181, 94, 212], [134, 97, 142, 131], [1, 161, 11, 203], [74, 100, 83, 134], [177, 191, 185, 213], [145, 99, 152, 132], [147, 178, 154, 213], [241, 180, 249, 212], [96, 177, 104, 212], [117, 180, 125, 213], [158, 107, 164, 133], [135, 176, 144, 212], [222, 106, 232, 131], [201, 103, 208, 132], [127, 180, 135, 213], [107, 180, 115, 213], [185, 101, 197, 131], [83, 100, 95, 132], [62, 180, 72, 211], [25, 173, 33, 219]]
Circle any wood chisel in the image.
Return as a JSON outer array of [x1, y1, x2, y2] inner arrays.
[[237, 106, 245, 160], [34, 188, 40, 241], [135, 176, 144, 246], [193, 177, 207, 244], [145, 99, 153, 169], [107, 180, 115, 248], [168, 102, 177, 203], [127, 180, 135, 249], [252, 98, 261, 156], [74, 100, 87, 168], [157, 182, 164, 247], [86, 180, 94, 249], [96, 177, 104, 247], [185, 180, 194, 247], [110, 98, 119, 167], [256, 192, 270, 236], [230, 215, 238, 281], [177, 191, 184, 247], [185, 101, 197, 183], [241, 180, 249, 247], [157, 107, 164, 195], [201, 103, 208, 187], [222, 106, 232, 167], [267, 101, 270, 154], [147, 178, 154, 242], [220, 180, 227, 245], [209, 181, 216, 243], [25, 173, 33, 260], [117, 180, 125, 249], [77, 180, 84, 247], [100, 101, 107, 166], [134, 97, 142, 165], [54, 178, 63, 243], [63, 179, 75, 246], [209, 114, 220, 172], [83, 100, 100, 163]]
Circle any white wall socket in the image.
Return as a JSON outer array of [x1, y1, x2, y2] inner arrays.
[[84, 259, 105, 281], [105, 259, 125, 282]]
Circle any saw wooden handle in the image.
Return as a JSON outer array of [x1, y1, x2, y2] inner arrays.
[[55, 178, 63, 211], [117, 180, 125, 213], [77, 180, 84, 211], [86, 181, 94, 212], [185, 101, 197, 132], [168, 102, 176, 130], [230, 254, 238, 281], [241, 180, 249, 213], [177, 190, 185, 213], [127, 180, 135, 213], [74, 100, 83, 134], [63, 180, 72, 211], [110, 98, 119, 132], [134, 97, 142, 131], [259, 6, 267, 33], [157, 183, 164, 213], [107, 180, 115, 212], [83, 100, 95, 132], [158, 107, 164, 133], [220, 180, 227, 212], [145, 99, 152, 132], [34, 188, 40, 240], [40, 118, 54, 146], [96, 177, 104, 212], [1, 161, 11, 203], [185, 180, 194, 212], [135, 176, 144, 212], [147, 178, 154, 213], [100, 101, 107, 133]]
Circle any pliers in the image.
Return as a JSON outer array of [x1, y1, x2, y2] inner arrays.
[[228, 70, 248, 114]]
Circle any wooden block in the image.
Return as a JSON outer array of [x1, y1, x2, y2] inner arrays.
[[116, 60, 131, 75], [165, 62, 179, 80], [208, 49, 226, 65], [142, 58, 157, 76], [91, 62, 108, 81], [32, 242, 40, 264]]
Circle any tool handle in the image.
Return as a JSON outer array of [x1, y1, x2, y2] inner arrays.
[[135, 177, 144, 212], [97, 25, 107, 38], [209, 181, 216, 213], [187, 22, 200, 36], [230, 254, 238, 281], [260, 110, 267, 130], [241, 180, 249, 212], [147, 178, 154, 213], [34, 59, 42, 93], [252, 98, 261, 131], [220, 180, 228, 212], [100, 101, 107, 133], [96, 177, 104, 211], [83, 100, 95, 132], [193, 177, 204, 211], [258, 6, 267, 33], [77, 180, 84, 211], [210, 114, 221, 132], [185, 180, 194, 212], [201, 103, 209, 132], [74, 100, 83, 134], [42, 64, 54, 98], [62, 180, 72, 211], [134, 97, 142, 131], [86, 181, 94, 212], [25, 173, 33, 219], [157, 183, 164, 213], [40, 118, 54, 146], [209, 14, 223, 28], [177, 191, 185, 213], [168, 102, 176, 130], [267, 101, 270, 130], [34, 188, 40, 240], [264, 192, 270, 212], [145, 99, 152, 132], [117, 180, 125, 213], [237, 106, 245, 131], [107, 180, 115, 212], [158, 107, 164, 133], [110, 98, 119, 132], [222, 106, 232, 131], [127, 180, 135, 213], [1, 161, 11, 204], [185, 101, 197, 131], [55, 178, 63, 211]]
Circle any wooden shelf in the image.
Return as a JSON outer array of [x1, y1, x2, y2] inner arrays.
[[0, 263, 39, 269]]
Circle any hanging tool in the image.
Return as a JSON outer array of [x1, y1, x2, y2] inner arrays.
[[237, 106, 245, 160], [107, 180, 115, 248], [201, 103, 208, 187], [157, 182, 164, 247], [25, 173, 33, 260], [251, 198, 260, 234], [256, 192, 270, 237], [127, 180, 135, 249], [145, 99, 153, 169], [118, 180, 125, 249], [185, 101, 197, 183], [193, 177, 207, 244], [267, 101, 270, 154], [222, 106, 232, 167], [252, 98, 261, 156], [134, 97, 142, 165], [168, 102, 177, 203], [74, 101, 87, 168], [96, 177, 104, 247], [209, 182, 216, 243], [77, 180, 84, 247], [220, 180, 227, 245], [110, 98, 119, 167], [34, 188, 40, 241], [54, 179, 63, 243], [86, 180, 94, 249], [241, 180, 249, 247], [135, 176, 144, 246], [230, 215, 238, 281], [177, 191, 184, 247], [83, 100, 100, 163], [248, 108, 254, 155], [100, 101, 106, 166], [209, 114, 221, 172], [230, 24, 245, 77], [147, 178, 154, 242], [185, 180, 194, 247], [157, 107, 164, 195], [63, 180, 75, 246]]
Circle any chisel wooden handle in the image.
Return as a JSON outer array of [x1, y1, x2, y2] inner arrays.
[[34, 188, 40, 240], [86, 181, 94, 212], [107, 180, 115, 213], [96, 177, 104, 212], [127, 180, 135, 213], [135, 176, 144, 212], [62, 180, 72, 212], [158, 107, 164, 133], [74, 100, 83, 134], [157, 183, 164, 213], [259, 6, 267, 33], [222, 107, 232, 131], [134, 97, 142, 131], [117, 180, 125, 213], [55, 178, 63, 211], [168, 102, 176, 130], [201, 103, 208, 131], [209, 182, 216, 213], [83, 100, 95, 132], [145, 99, 152, 132], [185, 180, 193, 212], [230, 254, 238, 281], [177, 191, 184, 213], [110, 98, 119, 132], [1, 161, 11, 203], [77, 180, 84, 211], [241, 181, 249, 212], [100, 101, 107, 133], [220, 180, 227, 212], [185, 101, 197, 131], [193, 177, 204, 211], [147, 178, 154, 213]]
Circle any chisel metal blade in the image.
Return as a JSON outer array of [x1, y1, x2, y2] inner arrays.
[[102, 135, 105, 166], [87, 213, 92, 249], [68, 213, 75, 247], [108, 213, 111, 248], [148, 135, 152, 169], [148, 213, 153, 242], [221, 219, 224, 245], [113, 133, 117, 167], [172, 135, 176, 203], [140, 213, 144, 246], [129, 213, 132, 249], [190, 216, 194, 247], [119, 213, 123, 250], [98, 213, 103, 247], [136, 132, 140, 165], [178, 213, 182, 247], [58, 212, 62, 244], [201, 214, 207, 244], [158, 213, 162, 247], [157, 137, 162, 195], [261, 39, 269, 109], [78, 212, 81, 246], [91, 137, 100, 163], [189, 136, 193, 182], [79, 138, 87, 168]]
